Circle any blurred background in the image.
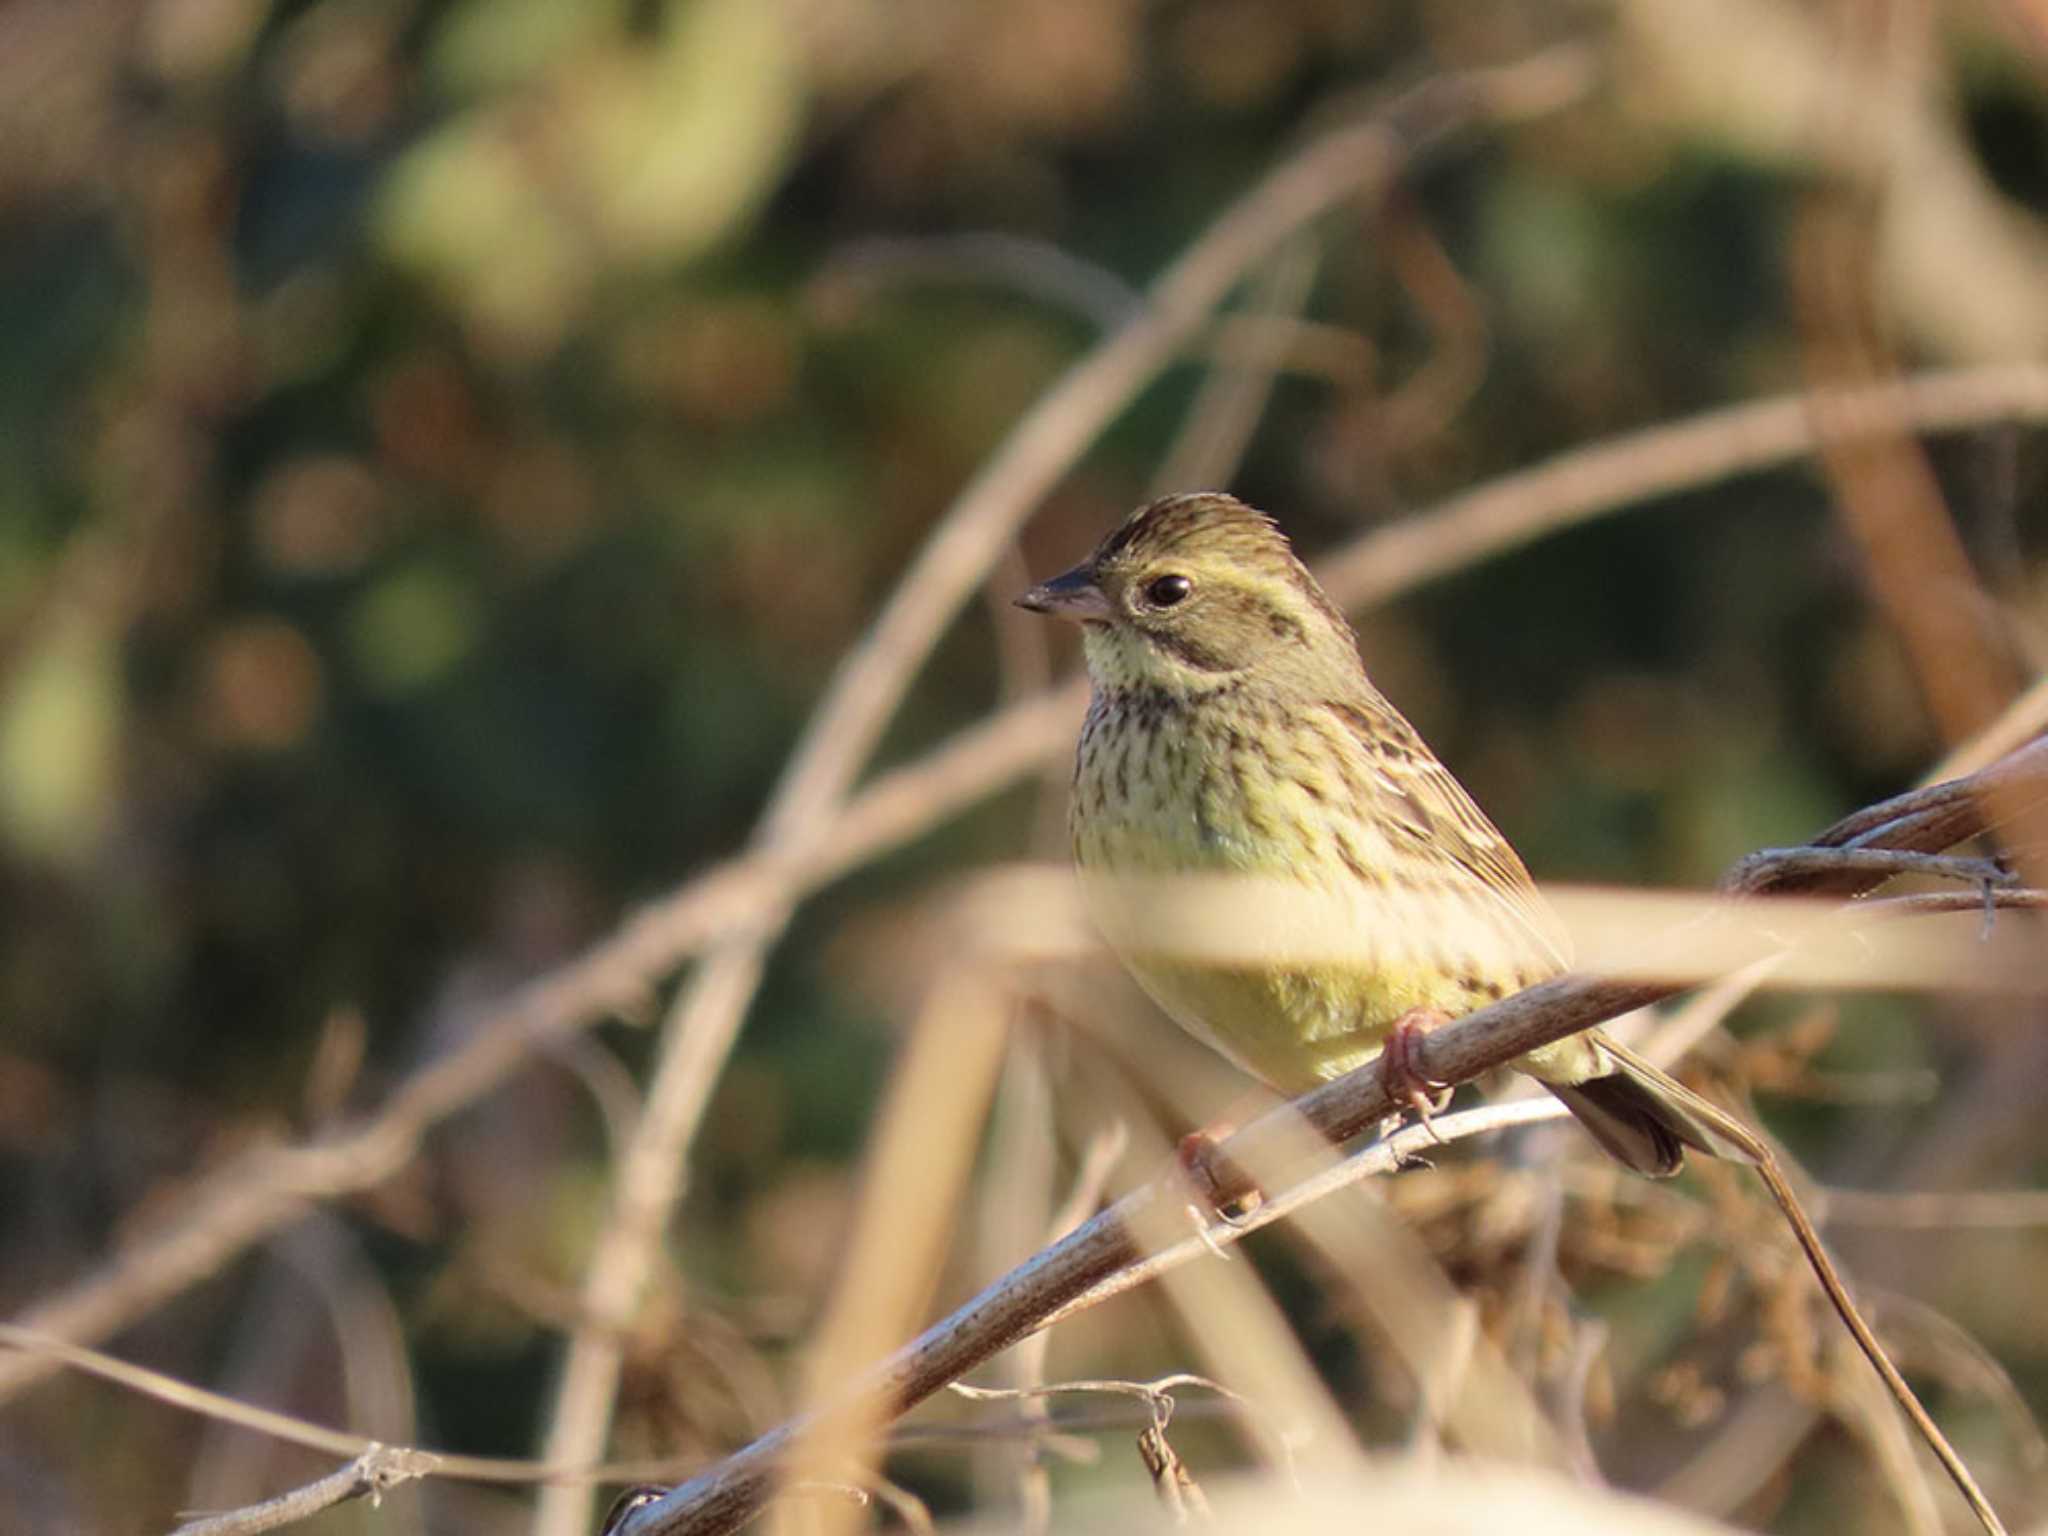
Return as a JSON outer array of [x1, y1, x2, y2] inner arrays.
[[3, 1, 2047, 1532]]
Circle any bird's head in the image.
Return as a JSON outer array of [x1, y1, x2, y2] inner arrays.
[[1017, 493, 1361, 695]]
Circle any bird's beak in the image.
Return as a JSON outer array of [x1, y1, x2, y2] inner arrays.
[[1015, 564, 1112, 623]]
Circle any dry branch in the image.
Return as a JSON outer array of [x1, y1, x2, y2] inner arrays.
[[612, 739, 2048, 1536], [167, 1445, 438, 1536]]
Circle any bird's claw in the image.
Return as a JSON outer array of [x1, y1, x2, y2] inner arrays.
[[1176, 1127, 1263, 1229], [1382, 1009, 1455, 1141]]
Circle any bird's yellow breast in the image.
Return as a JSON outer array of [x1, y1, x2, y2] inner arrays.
[[1069, 687, 1537, 1094]]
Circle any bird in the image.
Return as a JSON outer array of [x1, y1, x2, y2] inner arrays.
[[1017, 491, 1727, 1178]]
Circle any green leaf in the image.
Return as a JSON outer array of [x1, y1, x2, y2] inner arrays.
[[0, 608, 120, 865], [348, 564, 484, 694], [427, 0, 628, 97], [377, 0, 801, 351]]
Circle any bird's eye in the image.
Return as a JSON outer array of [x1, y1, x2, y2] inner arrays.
[[1144, 574, 1192, 608]]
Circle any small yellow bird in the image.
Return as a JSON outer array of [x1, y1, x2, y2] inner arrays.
[[1019, 492, 1722, 1177]]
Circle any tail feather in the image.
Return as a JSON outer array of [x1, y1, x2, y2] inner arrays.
[[1546, 1032, 1755, 1179]]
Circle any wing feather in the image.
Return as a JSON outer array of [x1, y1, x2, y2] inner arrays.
[[1318, 697, 1572, 974]]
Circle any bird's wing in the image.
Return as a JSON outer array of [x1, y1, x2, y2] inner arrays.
[[1320, 697, 1573, 973]]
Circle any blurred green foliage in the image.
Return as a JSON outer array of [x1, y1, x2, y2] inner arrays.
[[2, 1, 2047, 1530]]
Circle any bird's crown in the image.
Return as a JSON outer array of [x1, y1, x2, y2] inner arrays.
[[1090, 492, 1296, 578]]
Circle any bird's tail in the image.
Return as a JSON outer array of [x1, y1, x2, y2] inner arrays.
[[1545, 1033, 1754, 1179]]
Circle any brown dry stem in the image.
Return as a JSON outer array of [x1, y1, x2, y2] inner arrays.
[[612, 741, 2048, 1536]]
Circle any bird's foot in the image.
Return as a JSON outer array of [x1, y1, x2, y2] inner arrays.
[[1382, 1008, 1455, 1143], [1176, 1125, 1263, 1226]]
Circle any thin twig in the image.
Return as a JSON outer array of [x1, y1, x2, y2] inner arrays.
[[168, 1445, 439, 1536], [952, 1371, 1295, 1494], [1830, 1325, 1946, 1536], [1317, 362, 2048, 610], [954, 1376, 1261, 1523]]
